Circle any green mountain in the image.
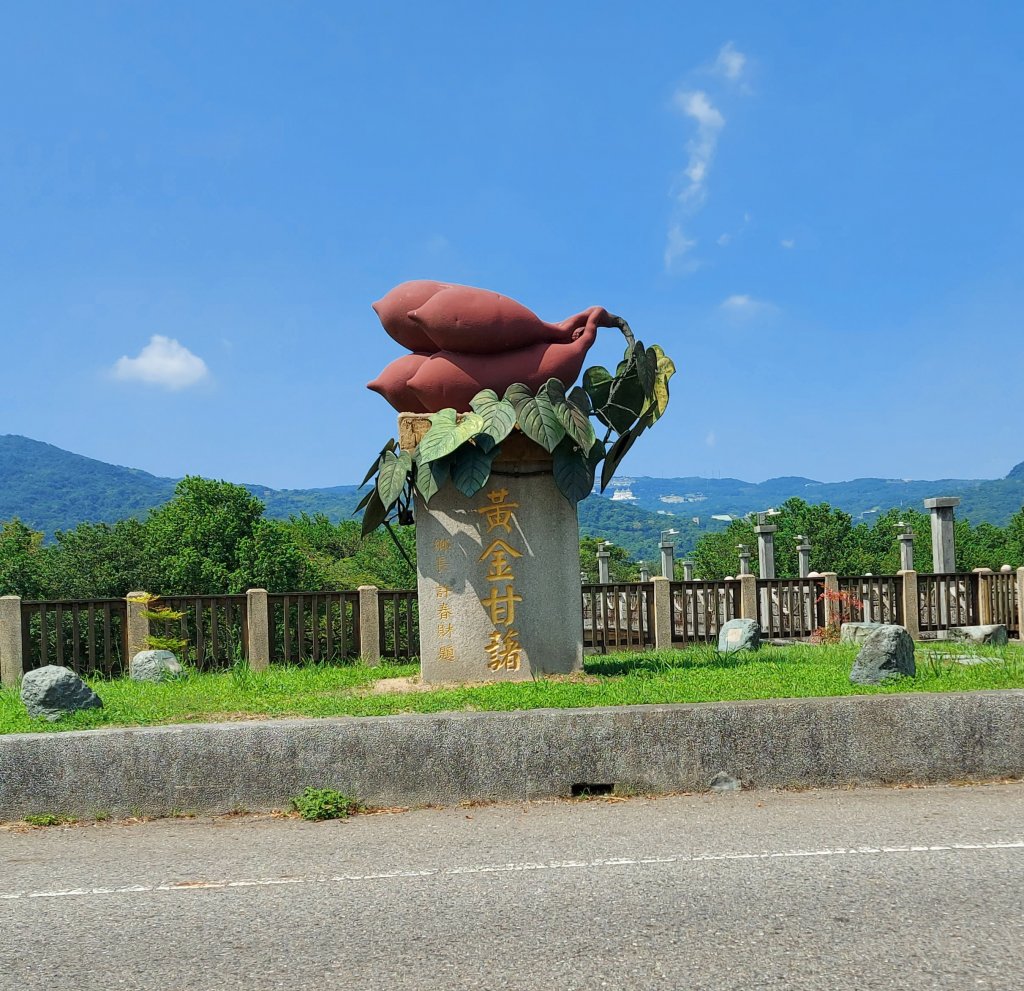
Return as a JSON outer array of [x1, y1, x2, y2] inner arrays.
[[2, 434, 1022, 563], [604, 469, 1024, 527], [0, 434, 703, 561]]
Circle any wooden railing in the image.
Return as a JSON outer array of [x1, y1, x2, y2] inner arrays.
[[378, 590, 419, 660], [20, 599, 127, 676], [989, 571, 1019, 636], [267, 592, 360, 664], [837, 576, 904, 626], [918, 573, 978, 633], [4, 570, 1019, 687], [157, 595, 249, 670], [581, 583, 655, 653], [670, 580, 741, 643], [759, 578, 827, 639]]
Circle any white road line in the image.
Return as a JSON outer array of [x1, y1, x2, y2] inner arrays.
[[1, 841, 1021, 902]]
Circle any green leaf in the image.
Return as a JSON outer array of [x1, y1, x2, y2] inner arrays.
[[600, 419, 648, 491], [376, 450, 412, 508], [453, 411, 486, 446], [517, 391, 566, 453], [417, 409, 460, 465], [470, 388, 516, 446], [503, 383, 534, 417], [359, 439, 397, 488], [469, 388, 500, 406], [599, 366, 647, 434], [452, 443, 499, 497], [415, 455, 450, 504], [556, 396, 596, 452], [633, 341, 655, 396], [354, 487, 376, 513], [643, 345, 676, 426], [542, 378, 567, 406], [567, 386, 592, 416], [582, 366, 612, 411], [553, 437, 595, 505], [360, 488, 389, 536]]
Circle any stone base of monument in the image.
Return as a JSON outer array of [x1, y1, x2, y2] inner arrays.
[[399, 415, 584, 685]]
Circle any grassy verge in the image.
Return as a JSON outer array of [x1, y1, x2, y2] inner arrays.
[[1, 641, 1022, 735]]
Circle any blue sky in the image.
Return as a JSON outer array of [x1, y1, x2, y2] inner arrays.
[[2, 2, 1022, 489]]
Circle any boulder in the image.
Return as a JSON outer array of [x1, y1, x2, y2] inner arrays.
[[21, 665, 103, 721], [948, 625, 1009, 647], [718, 618, 761, 653], [850, 625, 916, 685], [130, 649, 183, 683], [840, 622, 884, 645]]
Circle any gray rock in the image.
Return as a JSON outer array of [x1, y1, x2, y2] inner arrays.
[[948, 625, 1009, 647], [709, 771, 742, 792], [718, 618, 761, 653], [20, 665, 103, 722], [840, 622, 884, 645], [850, 625, 916, 685], [130, 649, 183, 683]]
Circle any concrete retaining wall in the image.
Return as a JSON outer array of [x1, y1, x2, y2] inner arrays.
[[2, 691, 1023, 820]]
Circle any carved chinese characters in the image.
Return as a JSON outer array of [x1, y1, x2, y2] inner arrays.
[[477, 490, 524, 672]]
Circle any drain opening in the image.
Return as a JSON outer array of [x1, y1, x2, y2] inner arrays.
[[571, 783, 615, 797]]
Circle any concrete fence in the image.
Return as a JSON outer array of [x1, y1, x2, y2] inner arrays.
[[2, 567, 1022, 686]]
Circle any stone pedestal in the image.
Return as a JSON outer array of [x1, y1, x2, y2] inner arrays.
[[400, 417, 583, 685], [755, 524, 777, 579], [924, 497, 960, 574]]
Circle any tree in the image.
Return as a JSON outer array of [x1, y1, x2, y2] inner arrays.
[[143, 477, 269, 594], [234, 519, 308, 593], [44, 519, 151, 599], [0, 519, 46, 598], [1005, 507, 1024, 567]]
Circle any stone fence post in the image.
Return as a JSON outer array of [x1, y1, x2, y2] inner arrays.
[[821, 573, 840, 629], [1017, 569, 1024, 642], [125, 592, 151, 658], [652, 577, 674, 649], [358, 585, 381, 665], [900, 570, 920, 641], [0, 596, 23, 687], [739, 575, 758, 622], [246, 588, 270, 672]]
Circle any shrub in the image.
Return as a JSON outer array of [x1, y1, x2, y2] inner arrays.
[[289, 787, 362, 822]]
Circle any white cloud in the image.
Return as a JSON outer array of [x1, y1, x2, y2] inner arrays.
[[713, 42, 746, 81], [780, 238, 795, 249], [664, 224, 698, 273], [664, 44, 752, 275], [705, 430, 718, 448], [720, 294, 776, 316], [672, 89, 725, 206], [113, 335, 210, 390]]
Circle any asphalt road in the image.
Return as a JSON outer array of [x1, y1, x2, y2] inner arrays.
[[2, 782, 1023, 990]]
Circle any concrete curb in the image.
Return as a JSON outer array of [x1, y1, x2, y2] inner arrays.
[[1, 691, 1023, 820]]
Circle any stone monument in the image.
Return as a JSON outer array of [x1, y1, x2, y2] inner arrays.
[[361, 280, 676, 684]]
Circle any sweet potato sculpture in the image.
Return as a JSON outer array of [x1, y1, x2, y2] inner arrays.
[[360, 280, 676, 531]]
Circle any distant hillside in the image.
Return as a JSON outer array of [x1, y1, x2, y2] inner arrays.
[[2, 434, 1022, 563], [604, 469, 1024, 527], [0, 435, 178, 532], [0, 434, 696, 561]]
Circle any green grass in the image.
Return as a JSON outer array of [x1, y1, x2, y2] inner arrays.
[[1, 642, 1022, 735]]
